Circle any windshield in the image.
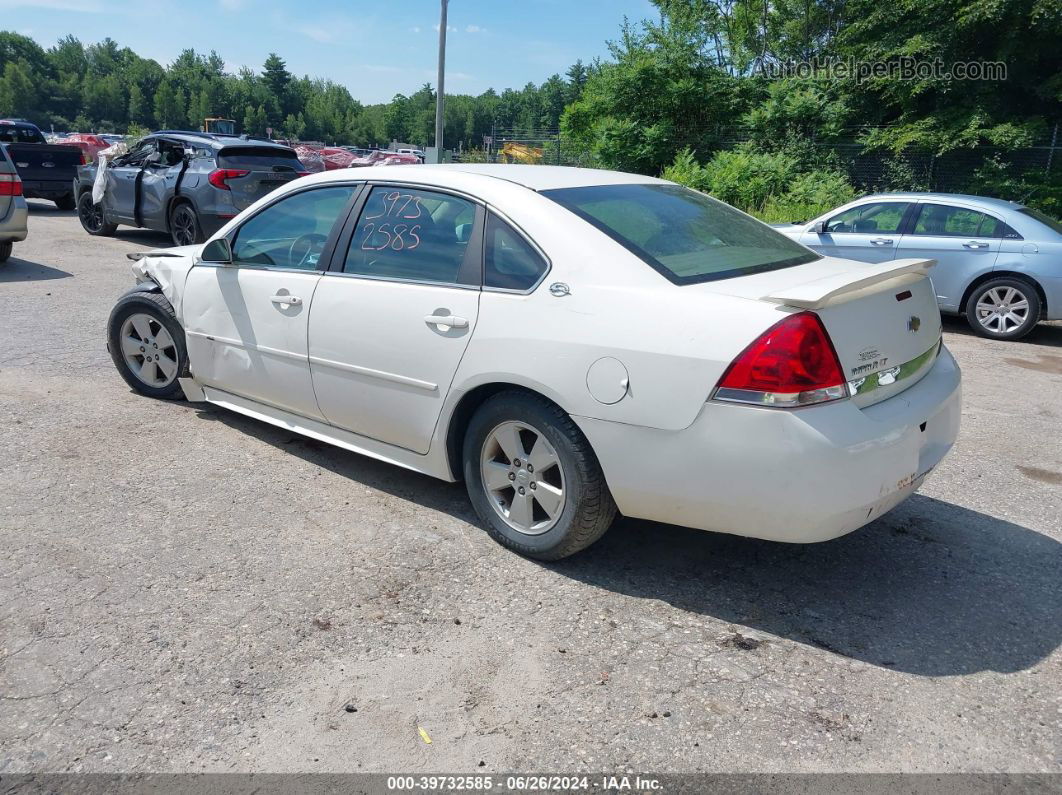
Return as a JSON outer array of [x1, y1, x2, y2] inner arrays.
[[542, 183, 819, 284], [1018, 207, 1062, 236]]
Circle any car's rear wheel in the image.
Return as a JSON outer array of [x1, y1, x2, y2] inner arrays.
[[966, 277, 1041, 341], [463, 391, 616, 560], [170, 202, 202, 247], [77, 192, 117, 236], [107, 290, 189, 400], [54, 194, 76, 211], [0, 241, 11, 263]]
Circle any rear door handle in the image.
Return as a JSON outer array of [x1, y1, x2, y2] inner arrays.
[[870, 238, 894, 245], [424, 314, 468, 329], [963, 240, 990, 249], [271, 294, 302, 306]]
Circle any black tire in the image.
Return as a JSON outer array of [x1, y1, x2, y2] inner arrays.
[[170, 202, 203, 247], [965, 276, 1042, 341], [54, 194, 76, 211], [107, 290, 189, 400], [77, 191, 117, 236], [0, 241, 11, 263], [463, 391, 616, 560]]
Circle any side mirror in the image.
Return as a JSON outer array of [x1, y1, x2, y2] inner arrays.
[[201, 237, 233, 264], [813, 220, 828, 235]]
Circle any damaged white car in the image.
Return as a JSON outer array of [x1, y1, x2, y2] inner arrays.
[[108, 165, 961, 560]]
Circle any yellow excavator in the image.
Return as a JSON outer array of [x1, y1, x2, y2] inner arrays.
[[499, 141, 543, 164], [203, 118, 237, 136]]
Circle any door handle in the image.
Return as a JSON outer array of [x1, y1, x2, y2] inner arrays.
[[271, 294, 302, 306], [424, 314, 468, 329], [963, 240, 989, 249], [870, 238, 894, 245]]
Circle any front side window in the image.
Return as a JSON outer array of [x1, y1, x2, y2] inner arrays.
[[543, 183, 818, 284], [911, 203, 990, 237], [826, 202, 910, 234], [484, 213, 548, 290], [343, 186, 476, 284], [230, 186, 356, 270]]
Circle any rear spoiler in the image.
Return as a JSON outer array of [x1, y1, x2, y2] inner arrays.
[[763, 258, 936, 310]]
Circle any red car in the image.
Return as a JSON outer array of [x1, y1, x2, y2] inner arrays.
[[59, 133, 110, 163]]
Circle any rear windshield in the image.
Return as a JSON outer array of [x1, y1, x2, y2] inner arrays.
[[217, 147, 302, 171], [542, 183, 820, 284], [1018, 207, 1062, 236], [0, 124, 45, 144]]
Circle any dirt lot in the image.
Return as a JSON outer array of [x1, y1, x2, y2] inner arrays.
[[1, 201, 1060, 774]]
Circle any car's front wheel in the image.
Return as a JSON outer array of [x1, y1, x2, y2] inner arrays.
[[463, 391, 616, 560], [966, 277, 1042, 340], [77, 192, 117, 236], [107, 290, 189, 400], [169, 202, 203, 247]]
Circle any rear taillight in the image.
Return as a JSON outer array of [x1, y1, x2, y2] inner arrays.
[[0, 173, 23, 197], [81, 151, 90, 165], [208, 168, 250, 190], [713, 312, 848, 408], [296, 171, 309, 177]]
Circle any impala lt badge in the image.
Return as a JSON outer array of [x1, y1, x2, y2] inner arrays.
[[908, 316, 921, 333]]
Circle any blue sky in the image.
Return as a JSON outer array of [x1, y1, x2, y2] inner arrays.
[[8, 0, 659, 104]]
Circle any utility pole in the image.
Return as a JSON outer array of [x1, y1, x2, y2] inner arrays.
[[434, 0, 448, 160]]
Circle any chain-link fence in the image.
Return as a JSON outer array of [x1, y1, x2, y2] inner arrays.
[[471, 125, 1061, 204]]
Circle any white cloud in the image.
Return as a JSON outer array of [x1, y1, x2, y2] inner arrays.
[[410, 26, 422, 33], [8, 0, 103, 10], [433, 23, 458, 33], [465, 25, 487, 34]]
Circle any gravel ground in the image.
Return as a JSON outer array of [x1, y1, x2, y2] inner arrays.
[[1, 202, 1060, 774]]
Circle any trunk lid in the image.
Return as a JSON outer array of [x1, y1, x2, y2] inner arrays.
[[708, 257, 942, 407], [216, 147, 304, 210]]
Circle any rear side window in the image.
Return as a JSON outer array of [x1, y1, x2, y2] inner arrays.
[[543, 183, 818, 284], [217, 146, 302, 171], [911, 204, 991, 237], [484, 213, 548, 291], [343, 186, 476, 285]]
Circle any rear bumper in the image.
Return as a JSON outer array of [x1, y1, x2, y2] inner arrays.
[[21, 180, 73, 200], [575, 346, 962, 543], [0, 196, 29, 242]]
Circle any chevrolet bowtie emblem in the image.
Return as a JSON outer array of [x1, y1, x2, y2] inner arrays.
[[908, 316, 921, 332]]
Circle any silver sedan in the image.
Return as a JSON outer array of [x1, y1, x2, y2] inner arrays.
[[775, 193, 1062, 340]]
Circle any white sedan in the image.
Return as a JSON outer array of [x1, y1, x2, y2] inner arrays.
[[108, 165, 961, 560]]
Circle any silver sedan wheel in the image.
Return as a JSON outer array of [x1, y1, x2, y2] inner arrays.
[[119, 313, 180, 388], [480, 421, 566, 536], [975, 286, 1030, 334]]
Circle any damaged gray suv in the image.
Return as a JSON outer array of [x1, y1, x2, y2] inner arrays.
[[74, 132, 306, 246]]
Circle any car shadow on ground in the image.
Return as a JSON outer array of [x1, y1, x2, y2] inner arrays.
[[111, 229, 173, 247], [24, 199, 74, 216], [0, 256, 73, 282], [189, 402, 1061, 678], [942, 314, 1062, 348]]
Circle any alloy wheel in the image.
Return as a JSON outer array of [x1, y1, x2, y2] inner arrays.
[[79, 198, 103, 233], [480, 421, 566, 535], [975, 286, 1030, 335], [172, 207, 197, 246], [119, 313, 180, 388]]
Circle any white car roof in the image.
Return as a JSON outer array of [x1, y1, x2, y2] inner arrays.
[[304, 163, 671, 193]]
